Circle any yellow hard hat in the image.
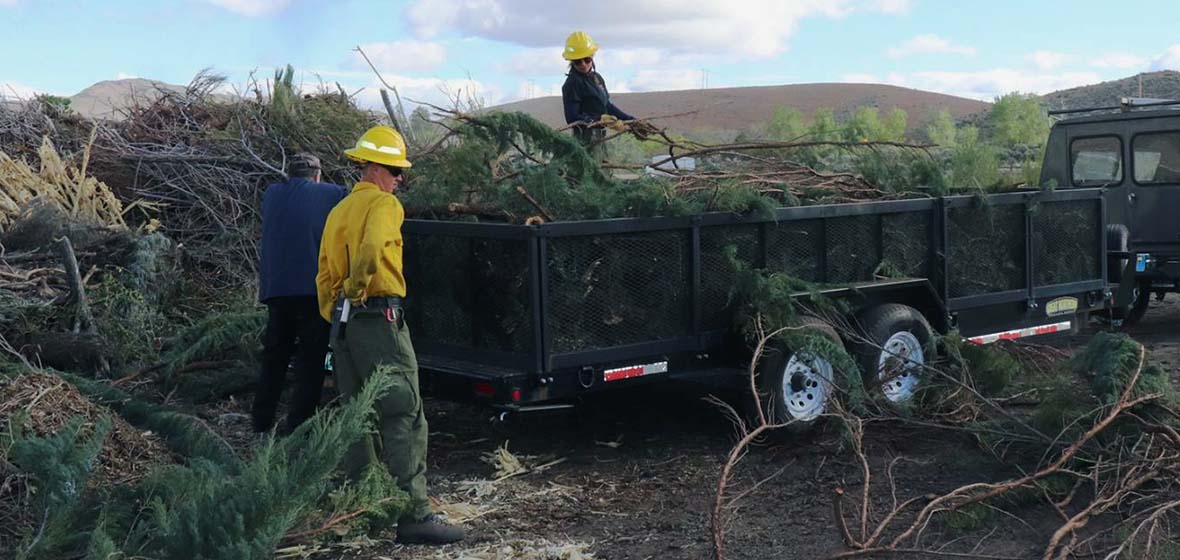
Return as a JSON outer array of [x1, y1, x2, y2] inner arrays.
[[344, 125, 412, 168], [562, 31, 599, 61]]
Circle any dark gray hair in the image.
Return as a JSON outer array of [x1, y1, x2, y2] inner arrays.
[[289, 152, 321, 178]]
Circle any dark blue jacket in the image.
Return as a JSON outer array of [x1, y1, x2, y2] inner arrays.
[[562, 70, 633, 124], [259, 177, 347, 302]]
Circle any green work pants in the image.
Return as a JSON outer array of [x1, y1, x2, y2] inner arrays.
[[331, 305, 431, 520]]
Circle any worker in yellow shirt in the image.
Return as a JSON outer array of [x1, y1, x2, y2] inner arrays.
[[316, 125, 464, 545]]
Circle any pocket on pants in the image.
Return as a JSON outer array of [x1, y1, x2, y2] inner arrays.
[[380, 368, 419, 417]]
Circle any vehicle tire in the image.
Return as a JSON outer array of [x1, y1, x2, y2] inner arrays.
[[1119, 281, 1152, 327], [852, 304, 935, 404], [757, 316, 842, 430], [1106, 224, 1130, 283]]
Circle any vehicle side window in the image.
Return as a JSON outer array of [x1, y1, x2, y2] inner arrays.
[[1133, 131, 1180, 184], [1070, 136, 1123, 186]]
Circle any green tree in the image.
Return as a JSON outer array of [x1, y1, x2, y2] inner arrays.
[[842, 106, 883, 142], [950, 125, 1000, 188], [765, 106, 805, 141], [925, 109, 958, 147], [988, 93, 1049, 148], [808, 108, 839, 141], [881, 108, 908, 142]]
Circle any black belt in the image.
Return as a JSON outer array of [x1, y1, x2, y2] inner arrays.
[[363, 296, 403, 308]]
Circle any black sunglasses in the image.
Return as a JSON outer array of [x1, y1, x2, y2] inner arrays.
[[574, 57, 593, 65], [381, 164, 404, 178]]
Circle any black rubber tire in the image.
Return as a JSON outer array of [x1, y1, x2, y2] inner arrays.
[[1121, 281, 1152, 327], [756, 316, 842, 431], [1106, 224, 1130, 283], [851, 303, 936, 404]]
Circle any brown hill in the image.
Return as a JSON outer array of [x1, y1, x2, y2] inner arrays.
[[68, 78, 188, 119], [1042, 70, 1180, 111], [492, 82, 991, 137]]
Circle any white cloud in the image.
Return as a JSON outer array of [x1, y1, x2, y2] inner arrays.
[[408, 0, 857, 59], [1027, 50, 1069, 71], [841, 73, 878, 83], [629, 69, 707, 92], [203, 0, 292, 16], [1092, 53, 1147, 69], [863, 0, 913, 14], [0, 0, 22, 7], [0, 81, 41, 100], [353, 41, 448, 73], [887, 34, 976, 59], [115, 72, 140, 80], [1151, 45, 1180, 71], [352, 75, 503, 114], [907, 69, 1101, 100], [501, 48, 568, 76]]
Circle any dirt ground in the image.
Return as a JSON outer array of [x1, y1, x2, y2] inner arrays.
[[235, 298, 1179, 560]]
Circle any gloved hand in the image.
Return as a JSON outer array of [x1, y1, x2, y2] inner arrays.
[[599, 114, 628, 133], [626, 120, 660, 140]]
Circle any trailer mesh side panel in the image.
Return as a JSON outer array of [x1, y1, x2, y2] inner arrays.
[[547, 231, 692, 353], [1033, 199, 1102, 286], [881, 211, 932, 279], [766, 219, 824, 281], [700, 224, 760, 330], [826, 215, 881, 283], [403, 234, 532, 353], [947, 204, 1026, 297]]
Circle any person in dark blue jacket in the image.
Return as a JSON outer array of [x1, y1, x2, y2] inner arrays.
[[560, 30, 635, 152], [253, 152, 347, 434]]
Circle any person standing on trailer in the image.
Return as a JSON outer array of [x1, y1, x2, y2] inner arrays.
[[253, 152, 345, 435], [560, 30, 635, 153], [316, 125, 465, 545]]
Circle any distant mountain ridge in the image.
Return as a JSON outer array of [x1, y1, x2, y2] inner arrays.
[[68, 78, 189, 119], [1042, 71, 1180, 111], [492, 82, 991, 137]]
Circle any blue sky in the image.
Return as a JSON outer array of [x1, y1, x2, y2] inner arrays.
[[3, 0, 1179, 110]]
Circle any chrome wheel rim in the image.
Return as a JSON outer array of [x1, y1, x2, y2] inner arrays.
[[781, 352, 834, 422], [877, 331, 924, 403]]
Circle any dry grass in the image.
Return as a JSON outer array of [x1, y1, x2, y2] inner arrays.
[[0, 135, 126, 230]]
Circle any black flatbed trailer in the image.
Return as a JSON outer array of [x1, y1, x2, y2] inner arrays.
[[402, 188, 1107, 417]]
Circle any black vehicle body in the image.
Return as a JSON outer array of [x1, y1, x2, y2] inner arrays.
[[402, 188, 1107, 409], [1040, 103, 1180, 322]]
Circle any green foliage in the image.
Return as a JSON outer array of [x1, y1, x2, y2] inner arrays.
[[1074, 331, 1176, 407], [91, 276, 169, 366], [36, 94, 72, 111], [1031, 377, 1090, 437], [941, 334, 1022, 396], [8, 416, 112, 559], [725, 248, 865, 411], [128, 370, 402, 560], [326, 463, 412, 537], [988, 93, 1050, 149], [840, 106, 907, 143], [159, 310, 265, 380], [60, 370, 241, 467], [949, 126, 1000, 188], [7, 369, 402, 560], [925, 109, 958, 147], [766, 106, 806, 141], [943, 502, 996, 534]]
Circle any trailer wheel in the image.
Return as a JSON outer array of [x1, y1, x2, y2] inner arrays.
[[1116, 281, 1152, 327], [853, 304, 935, 404], [1106, 224, 1130, 283], [758, 316, 841, 429]]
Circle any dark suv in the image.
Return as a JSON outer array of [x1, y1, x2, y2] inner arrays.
[[1041, 99, 1180, 324]]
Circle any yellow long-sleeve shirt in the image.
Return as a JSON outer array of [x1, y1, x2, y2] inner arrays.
[[316, 181, 407, 321]]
